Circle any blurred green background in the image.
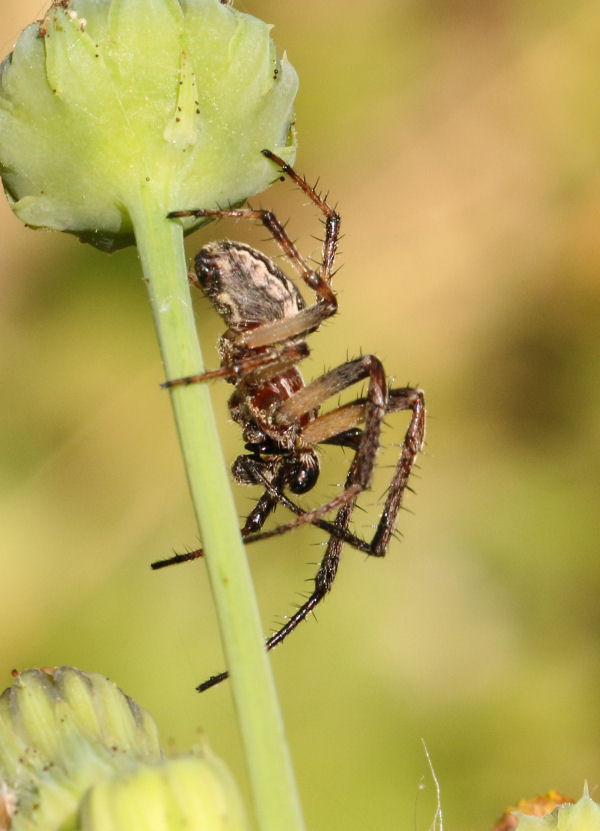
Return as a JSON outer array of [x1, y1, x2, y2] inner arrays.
[[2, 1, 600, 829]]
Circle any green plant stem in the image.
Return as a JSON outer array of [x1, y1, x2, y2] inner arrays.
[[130, 184, 305, 831]]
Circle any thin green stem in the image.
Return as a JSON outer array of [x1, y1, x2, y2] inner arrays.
[[130, 183, 305, 831]]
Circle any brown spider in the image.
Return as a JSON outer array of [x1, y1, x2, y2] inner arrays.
[[155, 150, 426, 691]]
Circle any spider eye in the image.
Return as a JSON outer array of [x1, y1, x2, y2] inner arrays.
[[286, 452, 319, 494]]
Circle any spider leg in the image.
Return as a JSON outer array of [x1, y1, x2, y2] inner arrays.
[[367, 387, 425, 555], [168, 381, 424, 692], [231, 460, 375, 553], [197, 389, 425, 692], [149, 489, 280, 570], [262, 503, 351, 653], [150, 483, 372, 570], [150, 444, 369, 573], [150, 492, 373, 570], [197, 532, 345, 692], [168, 152, 341, 352], [197, 459, 356, 692], [240, 386, 425, 556], [260, 149, 341, 284], [153, 387, 425, 568], [171, 203, 338, 350], [162, 341, 308, 388], [195, 370, 425, 694], [151, 464, 285, 570]]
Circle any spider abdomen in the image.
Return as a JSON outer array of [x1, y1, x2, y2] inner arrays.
[[196, 241, 305, 329]]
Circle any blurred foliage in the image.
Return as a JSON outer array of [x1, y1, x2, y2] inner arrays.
[[1, 2, 600, 830]]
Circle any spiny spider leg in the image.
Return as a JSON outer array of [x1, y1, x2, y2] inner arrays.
[[238, 386, 425, 554], [162, 341, 309, 389], [155, 355, 393, 569], [151, 386, 425, 570], [151, 436, 370, 572], [167, 150, 341, 356], [225, 384, 425, 554], [195, 387, 425, 692], [150, 480, 371, 571], [197, 482, 356, 692]]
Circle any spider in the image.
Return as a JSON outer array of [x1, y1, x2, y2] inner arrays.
[[155, 149, 426, 691]]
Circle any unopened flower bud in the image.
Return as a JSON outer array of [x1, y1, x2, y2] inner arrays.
[[0, 667, 248, 831], [0, 0, 297, 250]]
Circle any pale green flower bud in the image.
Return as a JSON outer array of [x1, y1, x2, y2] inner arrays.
[[0, 0, 297, 250], [79, 754, 247, 831], [516, 790, 599, 831], [0, 667, 248, 831]]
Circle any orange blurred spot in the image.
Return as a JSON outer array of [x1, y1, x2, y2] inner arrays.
[[493, 791, 574, 831]]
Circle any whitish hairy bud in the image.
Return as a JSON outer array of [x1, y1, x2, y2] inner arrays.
[[0, 0, 297, 250], [516, 789, 600, 831], [0, 667, 248, 831]]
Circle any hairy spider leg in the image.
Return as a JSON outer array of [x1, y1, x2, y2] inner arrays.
[[241, 386, 425, 555], [195, 377, 424, 692], [196, 386, 424, 692], [166, 150, 341, 362], [154, 353, 390, 569], [161, 341, 309, 389], [153, 386, 424, 563]]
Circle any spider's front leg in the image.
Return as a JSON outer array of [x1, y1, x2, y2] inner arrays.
[[167, 150, 341, 355], [150, 459, 284, 570]]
